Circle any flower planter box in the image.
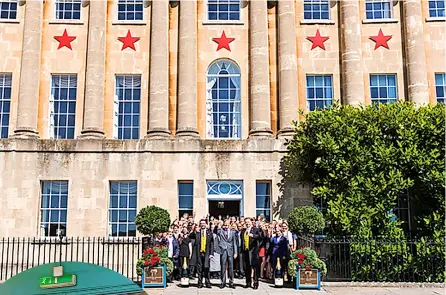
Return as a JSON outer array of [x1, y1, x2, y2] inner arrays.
[[142, 265, 166, 288], [295, 267, 321, 291]]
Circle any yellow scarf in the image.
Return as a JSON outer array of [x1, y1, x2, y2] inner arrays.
[[200, 231, 206, 253], [244, 230, 249, 250]]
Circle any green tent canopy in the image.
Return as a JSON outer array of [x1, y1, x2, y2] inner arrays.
[[0, 262, 145, 295]]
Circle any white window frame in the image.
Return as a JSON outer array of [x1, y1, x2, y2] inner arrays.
[[255, 181, 271, 221], [365, 0, 393, 20], [206, 60, 242, 139], [49, 74, 77, 139], [114, 75, 141, 140], [303, 0, 330, 21], [369, 74, 398, 104], [306, 74, 334, 111], [115, 0, 145, 22], [435, 73, 446, 104], [0, 73, 12, 138], [0, 0, 18, 20], [39, 181, 69, 238], [108, 181, 138, 238], [178, 181, 194, 217], [428, 0, 446, 18], [204, 0, 243, 24], [54, 0, 82, 21]]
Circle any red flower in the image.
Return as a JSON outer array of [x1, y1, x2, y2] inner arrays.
[[144, 259, 149, 266], [144, 249, 150, 255], [298, 259, 303, 264], [297, 253, 305, 260], [148, 249, 155, 254]]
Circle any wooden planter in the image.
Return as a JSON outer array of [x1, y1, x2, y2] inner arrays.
[[142, 265, 166, 288], [295, 267, 321, 291]]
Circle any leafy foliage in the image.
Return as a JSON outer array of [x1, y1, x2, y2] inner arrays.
[[136, 245, 173, 276], [288, 206, 325, 236], [135, 205, 171, 236], [288, 247, 327, 278], [284, 102, 445, 238], [283, 102, 445, 281]]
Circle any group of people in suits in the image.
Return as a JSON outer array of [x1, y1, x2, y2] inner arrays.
[[154, 214, 297, 289]]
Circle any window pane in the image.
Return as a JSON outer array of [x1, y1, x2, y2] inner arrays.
[[108, 181, 137, 237], [115, 76, 141, 139], [207, 60, 241, 139]]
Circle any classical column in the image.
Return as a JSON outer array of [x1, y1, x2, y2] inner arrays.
[[13, 0, 43, 138], [277, 0, 298, 137], [249, 0, 273, 137], [340, 0, 365, 106], [176, 0, 199, 138], [79, 0, 107, 138], [402, 0, 429, 105], [147, 0, 171, 138]]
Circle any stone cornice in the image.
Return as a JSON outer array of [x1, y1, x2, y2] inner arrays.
[[0, 138, 289, 153]]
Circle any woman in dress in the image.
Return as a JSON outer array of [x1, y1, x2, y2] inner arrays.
[[258, 223, 269, 279]]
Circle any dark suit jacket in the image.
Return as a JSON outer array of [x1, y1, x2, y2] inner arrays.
[[189, 230, 214, 268], [240, 227, 261, 266]]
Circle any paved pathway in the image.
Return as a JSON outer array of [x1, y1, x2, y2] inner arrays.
[[144, 279, 445, 295]]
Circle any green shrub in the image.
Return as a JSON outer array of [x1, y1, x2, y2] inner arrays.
[[135, 205, 171, 236], [288, 206, 325, 236]]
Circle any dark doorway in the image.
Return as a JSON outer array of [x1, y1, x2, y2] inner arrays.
[[208, 200, 240, 219]]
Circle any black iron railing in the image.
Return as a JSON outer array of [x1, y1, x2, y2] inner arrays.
[[1, 236, 444, 283], [0, 237, 141, 282], [296, 236, 445, 283]]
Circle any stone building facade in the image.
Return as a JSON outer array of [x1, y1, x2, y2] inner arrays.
[[0, 0, 444, 237]]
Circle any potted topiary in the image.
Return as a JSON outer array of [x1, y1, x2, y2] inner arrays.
[[287, 206, 326, 290], [135, 205, 171, 288], [288, 247, 326, 290], [287, 206, 325, 238]]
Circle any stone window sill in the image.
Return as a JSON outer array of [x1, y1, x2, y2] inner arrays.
[[426, 17, 446, 22], [0, 19, 20, 24], [300, 19, 335, 25], [202, 20, 244, 26], [362, 18, 398, 24], [112, 20, 147, 25], [48, 20, 84, 25]]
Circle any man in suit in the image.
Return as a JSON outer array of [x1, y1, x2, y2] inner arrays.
[[189, 219, 214, 289], [235, 223, 245, 279], [166, 230, 180, 281], [214, 220, 238, 289], [241, 217, 262, 289]]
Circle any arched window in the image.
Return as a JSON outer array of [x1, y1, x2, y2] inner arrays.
[[206, 60, 241, 139]]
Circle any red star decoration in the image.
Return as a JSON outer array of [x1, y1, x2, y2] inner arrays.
[[54, 29, 76, 50], [369, 29, 392, 50], [212, 31, 235, 52], [118, 30, 140, 51], [307, 29, 329, 51]]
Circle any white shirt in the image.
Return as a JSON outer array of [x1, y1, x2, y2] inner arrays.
[[167, 237, 174, 258], [283, 231, 294, 246]]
